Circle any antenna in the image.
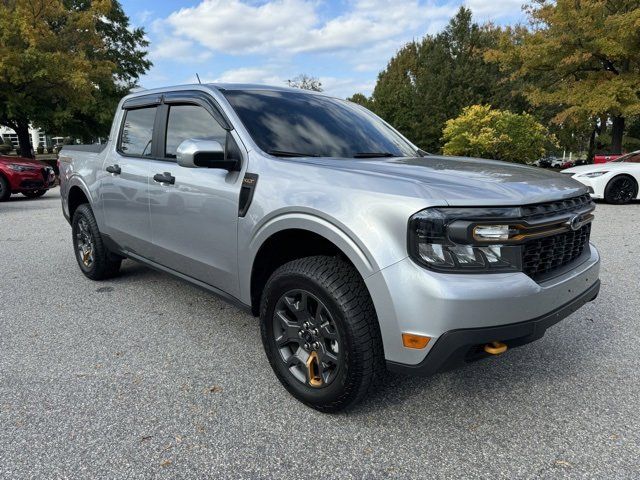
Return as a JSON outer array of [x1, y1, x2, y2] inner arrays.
[[196, 73, 202, 84]]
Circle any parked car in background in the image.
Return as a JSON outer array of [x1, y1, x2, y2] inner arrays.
[[562, 151, 640, 204], [59, 83, 600, 411], [559, 161, 574, 170], [534, 156, 554, 168], [0, 155, 56, 201], [594, 153, 627, 164]]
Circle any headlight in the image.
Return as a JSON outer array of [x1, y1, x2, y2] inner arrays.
[[8, 163, 39, 172], [579, 171, 608, 178], [408, 207, 522, 273]]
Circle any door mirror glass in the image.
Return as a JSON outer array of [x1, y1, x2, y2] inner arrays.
[[176, 138, 237, 170]]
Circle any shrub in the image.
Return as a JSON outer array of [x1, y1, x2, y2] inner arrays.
[[36, 146, 44, 154], [442, 105, 556, 164]]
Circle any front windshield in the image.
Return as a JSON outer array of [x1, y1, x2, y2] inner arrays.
[[222, 89, 418, 158]]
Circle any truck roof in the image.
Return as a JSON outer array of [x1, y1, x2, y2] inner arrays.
[[124, 83, 326, 101]]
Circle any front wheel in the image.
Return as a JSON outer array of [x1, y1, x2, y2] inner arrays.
[[72, 204, 122, 280], [22, 189, 47, 199], [0, 176, 10, 202], [260, 256, 385, 412], [604, 175, 638, 204]]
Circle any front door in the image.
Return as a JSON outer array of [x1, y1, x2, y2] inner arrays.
[[101, 105, 156, 256], [147, 101, 244, 297]]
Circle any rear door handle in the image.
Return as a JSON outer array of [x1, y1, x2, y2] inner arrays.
[[106, 164, 121, 175], [153, 172, 175, 185]]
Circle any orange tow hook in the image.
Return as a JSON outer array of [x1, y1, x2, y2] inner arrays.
[[484, 341, 508, 355]]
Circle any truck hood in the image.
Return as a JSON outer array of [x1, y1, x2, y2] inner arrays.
[[304, 155, 589, 205]]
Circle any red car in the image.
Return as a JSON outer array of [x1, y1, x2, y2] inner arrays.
[[0, 155, 56, 201], [594, 153, 624, 164]]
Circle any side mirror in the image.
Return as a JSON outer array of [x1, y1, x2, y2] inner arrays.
[[176, 138, 239, 170]]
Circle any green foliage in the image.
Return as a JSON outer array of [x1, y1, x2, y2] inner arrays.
[[442, 105, 554, 163], [487, 0, 640, 152], [346, 93, 371, 109], [0, 0, 150, 154], [355, 7, 528, 153]]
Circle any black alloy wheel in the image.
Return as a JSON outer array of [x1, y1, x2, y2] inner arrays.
[[272, 289, 342, 388], [604, 175, 638, 204], [75, 216, 96, 269]]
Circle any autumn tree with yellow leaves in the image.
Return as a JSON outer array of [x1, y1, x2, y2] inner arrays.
[[487, 0, 640, 155], [0, 0, 150, 157]]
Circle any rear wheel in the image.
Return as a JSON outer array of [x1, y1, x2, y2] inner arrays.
[[22, 189, 47, 199], [0, 176, 10, 202], [260, 256, 385, 412], [604, 175, 638, 204], [72, 204, 122, 280]]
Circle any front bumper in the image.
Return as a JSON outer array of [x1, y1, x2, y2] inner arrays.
[[387, 279, 600, 375], [9, 168, 56, 192], [365, 243, 600, 367]]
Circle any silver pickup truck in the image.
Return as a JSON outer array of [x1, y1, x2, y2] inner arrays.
[[59, 84, 600, 412]]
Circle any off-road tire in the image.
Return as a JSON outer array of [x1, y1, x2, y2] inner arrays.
[[260, 255, 385, 413], [72, 204, 122, 280]]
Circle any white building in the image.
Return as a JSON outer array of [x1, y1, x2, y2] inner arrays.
[[0, 124, 58, 150]]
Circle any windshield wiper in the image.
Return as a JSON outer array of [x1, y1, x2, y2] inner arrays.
[[352, 152, 397, 158], [266, 149, 319, 158]]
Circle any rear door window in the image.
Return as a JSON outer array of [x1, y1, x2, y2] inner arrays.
[[119, 107, 157, 157]]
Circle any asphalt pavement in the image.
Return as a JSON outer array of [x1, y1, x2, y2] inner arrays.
[[1, 188, 638, 479]]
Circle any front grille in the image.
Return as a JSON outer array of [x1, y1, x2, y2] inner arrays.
[[522, 223, 591, 278], [518, 194, 594, 279], [520, 193, 592, 221]]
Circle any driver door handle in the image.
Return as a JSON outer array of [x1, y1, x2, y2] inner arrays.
[[153, 172, 175, 185], [106, 164, 121, 175]]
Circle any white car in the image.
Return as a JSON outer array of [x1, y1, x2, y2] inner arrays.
[[562, 151, 640, 204]]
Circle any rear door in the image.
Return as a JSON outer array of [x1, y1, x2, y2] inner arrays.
[[146, 92, 245, 297], [101, 98, 161, 256]]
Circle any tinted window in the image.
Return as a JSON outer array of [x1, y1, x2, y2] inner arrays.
[[222, 90, 417, 158], [165, 104, 227, 158], [613, 152, 640, 163], [119, 107, 157, 156]]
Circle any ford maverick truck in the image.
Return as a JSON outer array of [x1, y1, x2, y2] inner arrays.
[[59, 84, 600, 412]]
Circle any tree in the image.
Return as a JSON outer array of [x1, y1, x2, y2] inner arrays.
[[487, 0, 640, 154], [351, 8, 528, 152], [346, 93, 372, 109], [0, 0, 150, 157], [442, 104, 554, 163], [286, 74, 323, 92]]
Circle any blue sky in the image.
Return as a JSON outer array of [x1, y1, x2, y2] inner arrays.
[[121, 0, 527, 98]]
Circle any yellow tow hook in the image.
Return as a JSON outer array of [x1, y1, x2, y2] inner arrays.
[[484, 341, 508, 355]]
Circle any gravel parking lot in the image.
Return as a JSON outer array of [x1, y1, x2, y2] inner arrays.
[[1, 188, 639, 479]]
